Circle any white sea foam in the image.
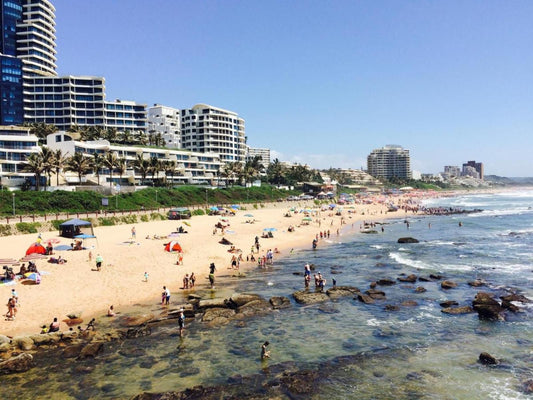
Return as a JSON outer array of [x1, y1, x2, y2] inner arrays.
[[390, 252, 474, 272], [370, 245, 384, 249]]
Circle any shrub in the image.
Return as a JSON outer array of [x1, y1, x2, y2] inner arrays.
[[0, 224, 12, 236], [140, 215, 149, 222], [192, 209, 205, 216], [50, 219, 67, 230], [120, 215, 138, 224], [98, 217, 117, 226], [253, 204, 258, 209], [16, 222, 41, 234], [150, 213, 166, 221]]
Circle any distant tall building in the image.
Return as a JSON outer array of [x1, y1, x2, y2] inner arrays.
[[367, 145, 411, 180], [147, 104, 181, 148], [181, 104, 246, 163], [443, 165, 461, 177], [0, 125, 40, 187], [462, 160, 483, 180], [246, 146, 270, 168], [104, 99, 147, 133]]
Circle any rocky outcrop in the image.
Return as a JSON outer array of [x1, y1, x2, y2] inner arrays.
[[326, 286, 360, 299], [0, 353, 34, 374], [414, 286, 427, 293], [357, 294, 375, 304], [292, 290, 329, 304], [121, 313, 155, 327], [439, 300, 459, 307], [472, 292, 505, 321], [365, 289, 386, 300], [468, 279, 486, 287], [441, 306, 474, 315], [376, 279, 395, 286], [77, 341, 104, 359], [226, 293, 262, 308], [384, 304, 400, 311], [269, 296, 291, 309], [441, 280, 457, 289], [397, 274, 417, 283], [238, 299, 272, 317], [397, 237, 419, 243], [478, 352, 498, 365], [198, 298, 228, 310], [12, 336, 34, 351], [202, 308, 235, 326]]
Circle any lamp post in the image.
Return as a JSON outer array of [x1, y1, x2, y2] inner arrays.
[[12, 192, 15, 216]]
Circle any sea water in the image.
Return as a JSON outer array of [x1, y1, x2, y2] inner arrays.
[[2, 190, 532, 399]]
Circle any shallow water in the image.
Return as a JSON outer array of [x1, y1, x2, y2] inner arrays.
[[1, 190, 532, 399]]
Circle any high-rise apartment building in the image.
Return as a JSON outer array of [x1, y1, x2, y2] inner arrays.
[[246, 146, 270, 168], [147, 104, 181, 148], [0, 125, 40, 187], [462, 160, 483, 180], [105, 99, 147, 133], [367, 145, 411, 180], [181, 104, 246, 163]]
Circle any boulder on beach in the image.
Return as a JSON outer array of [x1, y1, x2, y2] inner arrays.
[[473, 292, 505, 321], [397, 237, 419, 243], [441, 280, 458, 289], [202, 308, 235, 323], [478, 352, 498, 365], [357, 294, 375, 304], [198, 298, 228, 310], [468, 280, 486, 287], [439, 300, 459, 308], [238, 299, 272, 317], [0, 353, 34, 374], [441, 306, 475, 315], [376, 278, 395, 286], [326, 286, 360, 299], [398, 274, 417, 283], [269, 296, 291, 309], [77, 341, 104, 359], [414, 286, 427, 293], [365, 289, 386, 300], [226, 293, 263, 308]]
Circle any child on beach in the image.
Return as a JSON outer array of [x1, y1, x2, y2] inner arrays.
[[144, 272, 149, 282]]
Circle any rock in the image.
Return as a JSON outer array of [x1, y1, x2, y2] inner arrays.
[[418, 276, 431, 282], [429, 274, 444, 280], [479, 352, 498, 365], [238, 299, 272, 317], [473, 292, 505, 321], [361, 230, 378, 234], [375, 262, 386, 267], [441, 306, 475, 314], [0, 335, 10, 345], [12, 336, 34, 351], [468, 280, 486, 287], [0, 353, 34, 374], [414, 286, 427, 293], [384, 304, 400, 311], [369, 281, 377, 288], [401, 300, 418, 307], [119, 347, 146, 358], [397, 274, 417, 283], [202, 308, 235, 323], [318, 304, 339, 314], [326, 286, 360, 299], [0, 343, 11, 353], [365, 289, 386, 300], [441, 280, 458, 289], [226, 293, 262, 308], [376, 279, 395, 286], [439, 300, 459, 307], [500, 300, 520, 312], [500, 293, 531, 304], [197, 298, 228, 310], [292, 290, 329, 304], [187, 293, 202, 300], [29, 333, 63, 346], [62, 344, 84, 359], [77, 341, 104, 359], [357, 294, 375, 304], [397, 237, 419, 243], [121, 314, 155, 327], [330, 270, 342, 274], [63, 317, 83, 327], [269, 296, 291, 309], [522, 379, 533, 394]]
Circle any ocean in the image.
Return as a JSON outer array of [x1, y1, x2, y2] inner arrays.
[[2, 190, 532, 399]]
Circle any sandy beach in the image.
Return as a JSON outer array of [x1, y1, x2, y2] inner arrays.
[[0, 198, 423, 338]]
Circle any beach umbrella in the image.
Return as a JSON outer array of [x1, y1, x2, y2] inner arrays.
[[302, 217, 313, 221], [244, 214, 254, 217], [263, 228, 277, 232], [329, 204, 336, 208], [230, 205, 240, 209], [74, 234, 96, 239], [210, 206, 218, 211], [217, 207, 225, 211], [25, 243, 47, 256]]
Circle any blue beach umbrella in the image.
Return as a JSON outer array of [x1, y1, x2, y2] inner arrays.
[[210, 206, 218, 211], [230, 205, 240, 209], [263, 228, 277, 232], [244, 213, 254, 217], [74, 234, 96, 239]]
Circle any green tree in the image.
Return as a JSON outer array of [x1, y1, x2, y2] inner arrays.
[[133, 154, 150, 185], [91, 153, 105, 185], [25, 122, 57, 144], [39, 146, 55, 190], [104, 152, 118, 187], [66, 153, 92, 185], [266, 158, 286, 185], [52, 149, 68, 186], [115, 158, 128, 186], [22, 153, 45, 191]]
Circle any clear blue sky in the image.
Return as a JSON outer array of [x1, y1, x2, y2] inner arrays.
[[54, 0, 532, 176]]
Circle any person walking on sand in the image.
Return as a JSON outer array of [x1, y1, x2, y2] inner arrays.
[[178, 309, 185, 336], [162, 286, 170, 305], [131, 226, 136, 239], [5, 296, 16, 320], [189, 272, 196, 288], [144, 271, 149, 282], [95, 254, 103, 271]]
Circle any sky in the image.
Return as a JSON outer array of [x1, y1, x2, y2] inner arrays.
[[53, 1, 533, 176]]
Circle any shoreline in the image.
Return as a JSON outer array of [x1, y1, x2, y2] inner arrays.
[[0, 190, 466, 338]]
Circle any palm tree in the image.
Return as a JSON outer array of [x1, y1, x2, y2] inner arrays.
[[266, 158, 286, 185], [91, 153, 105, 185], [52, 149, 67, 186], [39, 146, 55, 190], [149, 156, 161, 186], [115, 157, 128, 187], [104, 127, 118, 143], [162, 160, 176, 187], [66, 153, 92, 185], [25, 122, 57, 144], [133, 154, 150, 185], [119, 130, 132, 145], [104, 152, 118, 187], [22, 153, 45, 191]]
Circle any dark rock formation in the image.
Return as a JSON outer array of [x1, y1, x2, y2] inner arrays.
[[0, 353, 34, 374], [238, 299, 272, 317], [357, 294, 375, 304], [401, 300, 418, 307], [478, 352, 498, 365], [473, 292, 505, 321], [397, 274, 417, 283], [429, 274, 444, 280], [439, 300, 459, 307], [326, 286, 360, 299], [77, 341, 104, 359], [269, 296, 291, 309], [384, 304, 400, 311], [365, 289, 386, 300], [441, 280, 458, 289], [376, 278, 396, 286], [226, 293, 262, 308], [398, 237, 419, 243], [418, 276, 431, 282], [468, 280, 486, 287], [202, 308, 235, 324], [441, 306, 475, 315], [292, 290, 329, 304], [121, 314, 155, 327], [414, 286, 427, 293]]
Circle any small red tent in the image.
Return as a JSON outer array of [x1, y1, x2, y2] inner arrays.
[[164, 241, 182, 253], [26, 242, 47, 255]]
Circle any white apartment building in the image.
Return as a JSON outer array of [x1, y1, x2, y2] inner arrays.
[[0, 125, 40, 187], [246, 146, 270, 168], [367, 145, 412, 180], [147, 104, 181, 148], [47, 132, 222, 186], [181, 104, 246, 163], [105, 99, 147, 133], [18, 0, 58, 77]]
